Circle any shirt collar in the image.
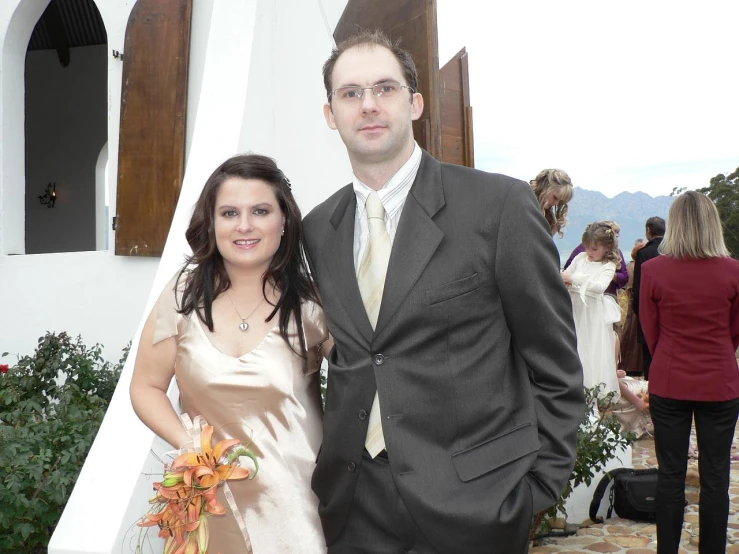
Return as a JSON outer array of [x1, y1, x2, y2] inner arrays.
[[353, 142, 422, 215]]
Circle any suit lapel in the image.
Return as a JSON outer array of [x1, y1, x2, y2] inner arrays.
[[375, 153, 445, 336], [321, 186, 374, 344]]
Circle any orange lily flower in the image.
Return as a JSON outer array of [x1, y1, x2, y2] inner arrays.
[[138, 422, 257, 553]]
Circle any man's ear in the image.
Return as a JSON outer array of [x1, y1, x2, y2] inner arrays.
[[411, 93, 424, 121], [323, 103, 337, 130]]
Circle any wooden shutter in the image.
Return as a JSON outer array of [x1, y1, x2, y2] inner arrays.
[[115, 0, 193, 256], [439, 48, 474, 167], [333, 0, 441, 158]]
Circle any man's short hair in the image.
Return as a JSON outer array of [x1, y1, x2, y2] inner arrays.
[[322, 29, 419, 102], [645, 216, 666, 237]]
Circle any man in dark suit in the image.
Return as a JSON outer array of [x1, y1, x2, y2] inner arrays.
[[632, 216, 665, 381], [303, 30, 584, 554]]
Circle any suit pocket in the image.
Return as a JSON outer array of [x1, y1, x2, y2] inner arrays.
[[451, 423, 540, 482], [426, 273, 479, 306]]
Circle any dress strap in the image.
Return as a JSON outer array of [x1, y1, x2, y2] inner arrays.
[[153, 274, 184, 345]]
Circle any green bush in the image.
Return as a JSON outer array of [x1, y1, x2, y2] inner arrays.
[[0, 332, 128, 553], [532, 384, 636, 537]]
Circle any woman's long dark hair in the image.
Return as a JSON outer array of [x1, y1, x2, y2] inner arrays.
[[176, 154, 320, 369]]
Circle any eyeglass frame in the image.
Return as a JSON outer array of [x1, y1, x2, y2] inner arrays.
[[329, 81, 415, 103]]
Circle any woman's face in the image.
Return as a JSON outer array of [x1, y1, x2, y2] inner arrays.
[[214, 177, 285, 274], [543, 188, 563, 210]]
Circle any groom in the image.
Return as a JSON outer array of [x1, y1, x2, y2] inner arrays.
[[303, 30, 584, 554]]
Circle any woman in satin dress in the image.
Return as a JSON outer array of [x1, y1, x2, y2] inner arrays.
[[130, 154, 329, 553]]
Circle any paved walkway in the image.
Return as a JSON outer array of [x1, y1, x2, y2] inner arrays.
[[531, 423, 739, 553]]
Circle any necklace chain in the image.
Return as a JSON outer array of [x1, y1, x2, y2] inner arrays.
[[225, 291, 265, 332]]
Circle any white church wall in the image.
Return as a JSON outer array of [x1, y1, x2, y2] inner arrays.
[[0, 0, 48, 256], [24, 45, 108, 254], [0, 0, 152, 365], [0, 251, 157, 361], [239, 0, 353, 212], [95, 143, 109, 251]]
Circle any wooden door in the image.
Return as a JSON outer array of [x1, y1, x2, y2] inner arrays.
[[333, 0, 441, 158], [115, 0, 193, 256], [439, 48, 474, 167]]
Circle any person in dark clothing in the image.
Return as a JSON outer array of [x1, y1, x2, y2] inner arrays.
[[632, 216, 665, 380]]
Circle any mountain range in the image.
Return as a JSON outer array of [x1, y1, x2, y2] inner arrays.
[[555, 188, 674, 265]]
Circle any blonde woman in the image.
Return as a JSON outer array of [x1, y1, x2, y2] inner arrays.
[[530, 168, 574, 237], [640, 191, 739, 554]]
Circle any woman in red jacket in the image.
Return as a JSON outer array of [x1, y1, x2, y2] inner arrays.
[[640, 191, 739, 554]]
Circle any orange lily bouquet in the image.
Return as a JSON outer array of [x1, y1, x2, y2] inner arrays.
[[138, 424, 258, 554]]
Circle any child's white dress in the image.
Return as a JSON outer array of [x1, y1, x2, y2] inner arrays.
[[567, 252, 620, 401]]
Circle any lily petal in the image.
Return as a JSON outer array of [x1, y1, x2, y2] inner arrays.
[[212, 438, 240, 461], [216, 465, 250, 481], [172, 452, 201, 469], [200, 425, 214, 458]]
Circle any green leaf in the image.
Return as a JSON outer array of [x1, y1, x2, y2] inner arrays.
[[0, 332, 125, 552], [18, 522, 34, 540]]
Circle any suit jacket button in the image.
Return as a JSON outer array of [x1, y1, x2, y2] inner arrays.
[[374, 354, 385, 365], [347, 462, 356, 472], [359, 409, 367, 420]]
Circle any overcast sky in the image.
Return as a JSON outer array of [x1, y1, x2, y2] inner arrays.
[[436, 1, 739, 198]]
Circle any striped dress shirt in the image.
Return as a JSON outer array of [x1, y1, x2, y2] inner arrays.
[[352, 143, 422, 274]]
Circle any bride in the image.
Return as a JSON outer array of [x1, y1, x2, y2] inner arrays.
[[130, 154, 329, 553]]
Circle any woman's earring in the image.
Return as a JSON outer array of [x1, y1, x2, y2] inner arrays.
[[281, 228, 285, 236]]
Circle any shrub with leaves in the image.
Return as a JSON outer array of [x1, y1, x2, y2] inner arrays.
[[532, 384, 636, 537], [0, 332, 128, 553]]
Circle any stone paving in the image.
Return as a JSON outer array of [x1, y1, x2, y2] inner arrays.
[[531, 422, 739, 553]]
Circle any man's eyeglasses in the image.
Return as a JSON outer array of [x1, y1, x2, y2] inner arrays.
[[330, 81, 414, 103]]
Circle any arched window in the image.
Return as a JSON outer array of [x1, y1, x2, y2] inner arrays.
[[24, 0, 108, 254]]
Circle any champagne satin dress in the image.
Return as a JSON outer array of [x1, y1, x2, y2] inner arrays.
[[153, 283, 328, 553]]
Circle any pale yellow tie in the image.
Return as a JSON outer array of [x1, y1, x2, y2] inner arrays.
[[358, 191, 390, 457]]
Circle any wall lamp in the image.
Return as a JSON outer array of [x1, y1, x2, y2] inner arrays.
[[38, 182, 56, 208]]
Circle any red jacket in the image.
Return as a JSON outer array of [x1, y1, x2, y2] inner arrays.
[[640, 255, 739, 401]]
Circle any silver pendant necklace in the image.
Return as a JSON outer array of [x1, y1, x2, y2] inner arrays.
[[225, 291, 265, 332]]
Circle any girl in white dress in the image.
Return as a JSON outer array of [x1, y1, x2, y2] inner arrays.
[[561, 222, 622, 402]]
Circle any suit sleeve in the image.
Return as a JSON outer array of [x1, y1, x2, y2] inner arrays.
[[632, 249, 646, 316], [638, 264, 659, 355], [494, 180, 585, 514]]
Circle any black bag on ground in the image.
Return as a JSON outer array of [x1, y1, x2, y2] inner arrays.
[[589, 467, 658, 523]]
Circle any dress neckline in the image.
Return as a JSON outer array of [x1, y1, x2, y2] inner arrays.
[[192, 315, 279, 360]]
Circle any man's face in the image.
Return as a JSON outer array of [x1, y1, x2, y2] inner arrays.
[[324, 45, 423, 167]]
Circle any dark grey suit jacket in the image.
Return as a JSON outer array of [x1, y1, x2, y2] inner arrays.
[[303, 152, 584, 553], [633, 236, 663, 344]]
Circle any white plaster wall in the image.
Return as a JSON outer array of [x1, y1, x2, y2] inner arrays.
[[0, 0, 50, 255], [239, 0, 352, 212], [25, 45, 108, 254], [95, 143, 109, 251], [0, 0, 142, 366], [0, 252, 158, 361]]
